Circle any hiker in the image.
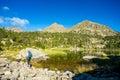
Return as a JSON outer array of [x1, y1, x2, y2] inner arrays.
[[27, 50, 33, 67]]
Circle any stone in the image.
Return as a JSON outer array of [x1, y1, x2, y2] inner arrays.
[[64, 70, 74, 78], [0, 68, 6, 75], [9, 61, 19, 72], [4, 71, 11, 75], [0, 63, 6, 67], [25, 76, 33, 80], [83, 55, 98, 61], [1, 74, 12, 80], [11, 70, 20, 79], [1, 41, 6, 46], [16, 48, 49, 60], [48, 70, 55, 74], [18, 75, 25, 80], [0, 54, 6, 57], [0, 58, 10, 64], [32, 77, 41, 80], [0, 72, 4, 75]]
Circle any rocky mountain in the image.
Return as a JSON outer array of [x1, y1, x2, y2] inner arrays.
[[5, 26, 23, 32], [44, 23, 67, 32], [70, 20, 116, 36], [43, 20, 116, 36]]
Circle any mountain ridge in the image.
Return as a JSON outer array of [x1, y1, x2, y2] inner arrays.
[[43, 20, 116, 36], [3, 20, 117, 36]]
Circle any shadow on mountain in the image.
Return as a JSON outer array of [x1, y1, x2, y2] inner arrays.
[[72, 55, 120, 80]]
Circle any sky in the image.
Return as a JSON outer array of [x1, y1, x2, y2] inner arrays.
[[0, 0, 120, 32]]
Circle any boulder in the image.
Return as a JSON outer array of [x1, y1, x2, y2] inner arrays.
[[0, 63, 6, 67], [0, 58, 11, 64], [1, 74, 12, 80], [83, 55, 98, 61], [9, 61, 20, 72], [4, 71, 11, 75], [11, 70, 20, 79], [64, 70, 74, 78], [16, 48, 49, 60]]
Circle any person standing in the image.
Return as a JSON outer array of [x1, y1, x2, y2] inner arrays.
[[27, 50, 32, 67]]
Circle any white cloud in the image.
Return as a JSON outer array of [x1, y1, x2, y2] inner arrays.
[[37, 28, 42, 31], [0, 18, 4, 24], [6, 17, 29, 26], [0, 16, 29, 27], [3, 6, 10, 10]]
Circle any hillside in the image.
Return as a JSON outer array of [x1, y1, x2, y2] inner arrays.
[[0, 27, 119, 51]]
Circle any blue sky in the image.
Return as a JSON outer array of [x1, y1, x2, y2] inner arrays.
[[0, 0, 120, 32]]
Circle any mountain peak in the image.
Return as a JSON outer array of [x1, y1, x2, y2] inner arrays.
[[52, 22, 58, 25], [44, 23, 67, 32], [71, 20, 116, 36], [80, 20, 99, 25], [5, 26, 23, 32], [82, 20, 90, 22], [74, 20, 106, 29], [51, 22, 64, 27]]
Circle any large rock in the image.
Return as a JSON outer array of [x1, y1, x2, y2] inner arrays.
[[83, 55, 98, 61], [0, 58, 11, 64], [16, 48, 49, 60]]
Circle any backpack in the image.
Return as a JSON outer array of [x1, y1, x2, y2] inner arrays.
[[28, 51, 32, 58]]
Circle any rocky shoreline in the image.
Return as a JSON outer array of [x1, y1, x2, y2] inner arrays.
[[0, 58, 120, 80], [0, 58, 74, 80]]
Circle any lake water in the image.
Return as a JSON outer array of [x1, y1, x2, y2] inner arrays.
[[38, 50, 120, 72]]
